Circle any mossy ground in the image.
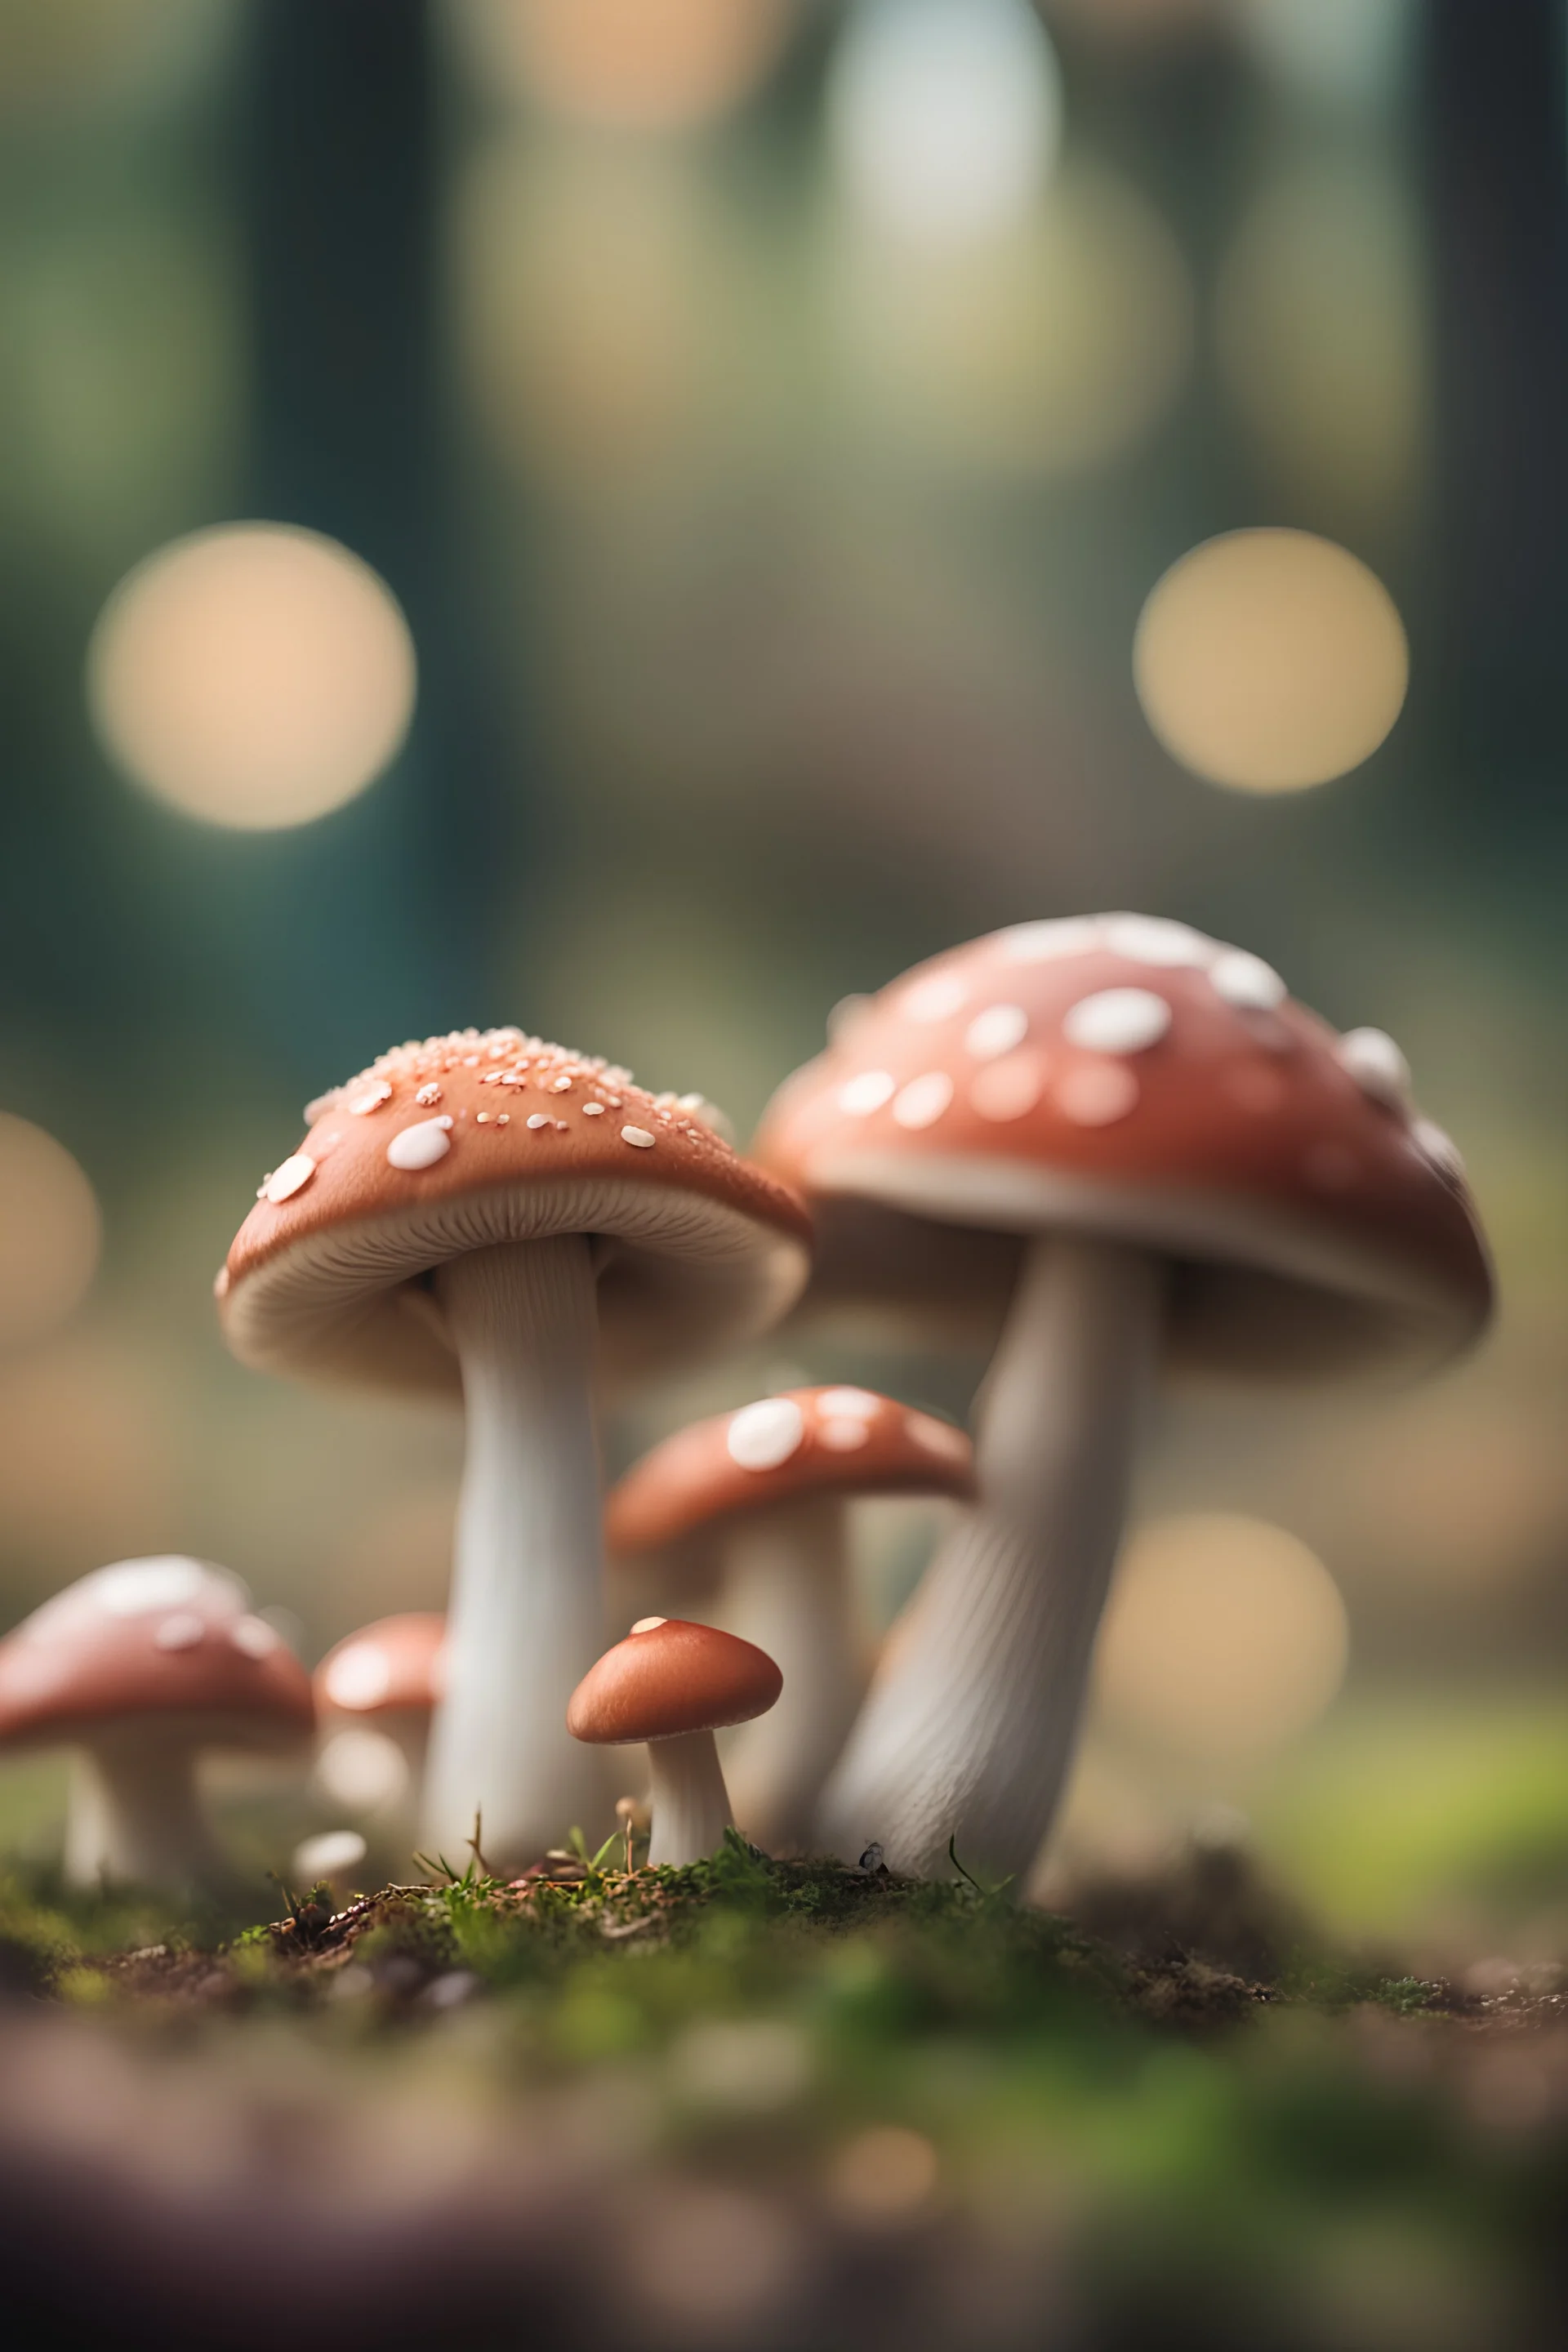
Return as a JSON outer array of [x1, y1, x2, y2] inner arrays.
[[2, 1838, 1566, 2347]]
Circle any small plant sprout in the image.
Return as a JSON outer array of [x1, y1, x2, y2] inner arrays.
[[219, 1028, 810, 1872], [0, 1557, 314, 1896], [755, 916, 1493, 1882], [616, 1794, 639, 1873], [606, 1388, 973, 1852], [567, 1619, 782, 1868]]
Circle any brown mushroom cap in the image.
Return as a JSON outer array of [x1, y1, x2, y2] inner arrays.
[[754, 917, 1493, 1380], [567, 1619, 782, 1745], [606, 1387, 974, 1555], [220, 1029, 812, 1396], [314, 1613, 445, 1719], [0, 1557, 314, 1752]]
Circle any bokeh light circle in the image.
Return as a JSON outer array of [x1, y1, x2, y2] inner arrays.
[[0, 1114, 101, 1353], [1094, 1512, 1350, 1758], [454, 0, 791, 131], [1133, 528, 1408, 791], [87, 523, 416, 829], [829, 0, 1063, 252]]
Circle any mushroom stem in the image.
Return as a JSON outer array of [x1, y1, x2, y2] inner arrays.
[[816, 1233, 1162, 1884], [646, 1728, 734, 1867], [720, 1497, 862, 1853], [66, 1735, 229, 1893], [421, 1237, 608, 1867]]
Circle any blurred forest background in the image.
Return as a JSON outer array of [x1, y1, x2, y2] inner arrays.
[[0, 0, 1563, 1958]]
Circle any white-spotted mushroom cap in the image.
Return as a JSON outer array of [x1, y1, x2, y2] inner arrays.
[[567, 1619, 782, 1746], [0, 1557, 314, 1753], [314, 1613, 445, 1722], [606, 1388, 974, 1555], [754, 917, 1492, 1380], [220, 1030, 811, 1394]]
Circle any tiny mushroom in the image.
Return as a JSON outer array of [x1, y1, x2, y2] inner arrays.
[[314, 1612, 445, 1824], [220, 1030, 809, 1869], [606, 1388, 973, 1852], [0, 1557, 314, 1895], [567, 1619, 782, 1867], [754, 915, 1494, 1882]]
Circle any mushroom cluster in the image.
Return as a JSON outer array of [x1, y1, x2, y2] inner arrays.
[[0, 925, 1493, 1901], [752, 914, 1493, 1880]]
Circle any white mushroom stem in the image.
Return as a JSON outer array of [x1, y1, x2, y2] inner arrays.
[[720, 1496, 864, 1854], [65, 1735, 229, 1894], [646, 1728, 734, 1867], [421, 1237, 608, 1867], [816, 1233, 1162, 1884]]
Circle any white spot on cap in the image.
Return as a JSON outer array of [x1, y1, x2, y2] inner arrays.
[[675, 1093, 734, 1143], [386, 1119, 452, 1171], [621, 1125, 657, 1149], [1062, 989, 1172, 1055], [293, 1829, 368, 1883], [1101, 914, 1212, 968], [964, 1004, 1029, 1061], [231, 1616, 281, 1659], [817, 1388, 880, 1419], [349, 1082, 393, 1115], [1000, 917, 1102, 962], [631, 1616, 666, 1634], [264, 1153, 316, 1205], [324, 1643, 393, 1711], [527, 1113, 550, 1130], [971, 1055, 1046, 1121], [819, 1416, 871, 1451], [892, 1071, 954, 1129], [902, 972, 968, 1023], [1337, 1027, 1411, 1106], [1055, 1064, 1141, 1126], [1411, 1117, 1464, 1180], [154, 1613, 205, 1652], [1210, 950, 1287, 1011], [414, 1083, 442, 1107], [582, 1102, 605, 1116], [728, 1396, 807, 1471], [840, 1070, 897, 1116], [91, 1557, 210, 1619]]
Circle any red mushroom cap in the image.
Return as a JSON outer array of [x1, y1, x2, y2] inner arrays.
[[0, 1557, 314, 1753], [220, 1028, 811, 1396], [754, 917, 1492, 1380], [606, 1387, 974, 1555], [567, 1619, 782, 1745], [314, 1613, 445, 1720]]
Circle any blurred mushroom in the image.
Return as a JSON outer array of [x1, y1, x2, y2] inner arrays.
[[314, 1612, 444, 1833], [607, 1388, 973, 1851], [220, 1028, 809, 1870], [0, 1557, 314, 1895], [755, 915, 1493, 1880], [567, 1618, 781, 1866], [292, 1827, 370, 1904]]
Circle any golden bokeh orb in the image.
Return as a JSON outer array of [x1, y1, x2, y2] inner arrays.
[[0, 1115, 101, 1353], [1094, 1512, 1350, 1758], [87, 523, 416, 830], [1133, 528, 1408, 791]]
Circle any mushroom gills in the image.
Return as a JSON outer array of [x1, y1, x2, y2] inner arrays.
[[815, 1232, 1162, 1883]]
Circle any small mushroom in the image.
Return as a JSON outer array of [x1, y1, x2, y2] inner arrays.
[[220, 1027, 810, 1870], [0, 1557, 314, 1895], [313, 1612, 445, 1833], [606, 1388, 973, 1851], [755, 915, 1494, 1881], [567, 1619, 781, 1867]]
